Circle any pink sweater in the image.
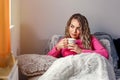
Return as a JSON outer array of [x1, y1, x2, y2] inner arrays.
[[48, 36, 109, 59]]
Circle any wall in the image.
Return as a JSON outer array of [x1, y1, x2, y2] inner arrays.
[[20, 0, 120, 54], [11, 0, 20, 57]]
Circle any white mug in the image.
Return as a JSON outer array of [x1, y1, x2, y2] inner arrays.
[[68, 38, 76, 44]]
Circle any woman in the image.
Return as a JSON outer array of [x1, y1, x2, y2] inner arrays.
[[48, 13, 109, 59], [38, 13, 116, 80]]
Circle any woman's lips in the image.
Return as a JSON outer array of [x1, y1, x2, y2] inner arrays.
[[72, 34, 76, 36]]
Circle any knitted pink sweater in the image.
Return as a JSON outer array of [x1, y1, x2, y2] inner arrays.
[[48, 36, 109, 59]]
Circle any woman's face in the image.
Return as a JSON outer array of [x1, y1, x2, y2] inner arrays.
[[68, 19, 81, 39]]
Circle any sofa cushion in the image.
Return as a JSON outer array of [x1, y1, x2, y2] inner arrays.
[[94, 32, 119, 69], [18, 54, 57, 76], [99, 38, 113, 65]]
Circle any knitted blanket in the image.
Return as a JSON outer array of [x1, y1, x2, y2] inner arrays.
[[38, 53, 116, 80]]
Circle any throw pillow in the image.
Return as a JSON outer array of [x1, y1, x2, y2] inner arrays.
[[18, 54, 57, 76], [99, 39, 113, 65]]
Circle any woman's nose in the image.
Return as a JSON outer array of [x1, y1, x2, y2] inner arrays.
[[73, 28, 77, 33]]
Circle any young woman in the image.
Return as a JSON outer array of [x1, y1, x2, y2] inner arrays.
[[48, 13, 109, 59], [38, 13, 116, 80]]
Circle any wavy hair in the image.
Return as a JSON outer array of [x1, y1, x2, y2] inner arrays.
[[65, 13, 92, 49]]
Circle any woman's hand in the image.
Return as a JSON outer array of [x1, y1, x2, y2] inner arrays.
[[68, 43, 82, 54], [56, 38, 68, 51]]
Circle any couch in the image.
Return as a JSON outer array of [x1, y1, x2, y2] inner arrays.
[[18, 32, 120, 80]]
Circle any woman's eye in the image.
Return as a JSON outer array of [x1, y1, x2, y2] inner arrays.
[[77, 27, 81, 30], [70, 25, 74, 28]]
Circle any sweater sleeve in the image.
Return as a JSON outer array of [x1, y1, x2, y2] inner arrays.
[[47, 46, 61, 58], [82, 36, 109, 59]]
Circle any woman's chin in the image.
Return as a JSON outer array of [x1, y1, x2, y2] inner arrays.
[[71, 36, 77, 39]]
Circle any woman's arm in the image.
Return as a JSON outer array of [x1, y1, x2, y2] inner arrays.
[[47, 38, 68, 58], [82, 36, 109, 59], [47, 47, 61, 58]]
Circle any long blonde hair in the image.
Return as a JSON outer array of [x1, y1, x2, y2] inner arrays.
[[65, 13, 92, 49]]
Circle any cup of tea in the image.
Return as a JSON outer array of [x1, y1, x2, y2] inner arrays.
[[68, 38, 76, 44]]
